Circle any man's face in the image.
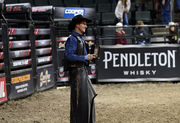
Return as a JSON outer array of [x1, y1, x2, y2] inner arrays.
[[76, 21, 87, 34]]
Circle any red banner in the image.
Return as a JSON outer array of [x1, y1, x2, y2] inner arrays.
[[0, 77, 7, 103]]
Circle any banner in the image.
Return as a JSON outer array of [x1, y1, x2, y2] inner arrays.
[[9, 69, 35, 100], [97, 44, 180, 82], [36, 65, 55, 91], [9, 40, 30, 49], [54, 7, 95, 20], [0, 77, 7, 104]]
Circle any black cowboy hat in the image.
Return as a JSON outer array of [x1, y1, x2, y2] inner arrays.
[[68, 14, 91, 31]]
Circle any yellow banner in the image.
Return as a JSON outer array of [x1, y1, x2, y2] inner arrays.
[[11, 74, 30, 84]]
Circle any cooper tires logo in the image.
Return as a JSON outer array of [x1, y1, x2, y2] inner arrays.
[[64, 8, 85, 18]]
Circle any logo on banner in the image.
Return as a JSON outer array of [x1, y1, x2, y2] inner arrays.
[[103, 50, 177, 76], [0, 81, 5, 98], [59, 42, 65, 49], [40, 70, 51, 87], [59, 67, 65, 77], [11, 74, 31, 84], [64, 8, 85, 18], [0, 77, 7, 103]]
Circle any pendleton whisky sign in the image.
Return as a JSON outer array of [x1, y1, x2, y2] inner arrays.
[[37, 65, 55, 91], [97, 44, 180, 82]]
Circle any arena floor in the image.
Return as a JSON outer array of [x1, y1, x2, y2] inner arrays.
[[1, 82, 180, 123]]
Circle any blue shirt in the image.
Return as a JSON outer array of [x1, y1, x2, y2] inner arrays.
[[65, 31, 88, 64]]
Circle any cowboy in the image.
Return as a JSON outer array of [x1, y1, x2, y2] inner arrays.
[[65, 14, 97, 123]]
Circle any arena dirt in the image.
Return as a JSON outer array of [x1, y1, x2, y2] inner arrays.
[[1, 82, 180, 123]]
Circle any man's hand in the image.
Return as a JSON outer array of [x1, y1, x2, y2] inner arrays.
[[162, 0, 165, 5], [87, 54, 96, 61]]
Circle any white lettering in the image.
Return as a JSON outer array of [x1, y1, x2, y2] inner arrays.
[[137, 53, 144, 67], [103, 50, 176, 69], [151, 53, 158, 66], [65, 9, 84, 16], [144, 53, 151, 66], [120, 53, 128, 67], [113, 53, 119, 67], [123, 70, 157, 76], [103, 51, 112, 69], [159, 53, 167, 66], [15, 83, 28, 90], [168, 50, 176, 68], [0, 81, 5, 98], [129, 53, 137, 67]]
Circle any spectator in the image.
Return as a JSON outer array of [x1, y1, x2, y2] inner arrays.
[[159, 0, 171, 24], [115, 0, 131, 25], [134, 21, 150, 45], [177, 0, 180, 11], [168, 22, 178, 43], [115, 22, 129, 45]]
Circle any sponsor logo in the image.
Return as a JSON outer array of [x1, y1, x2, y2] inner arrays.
[[40, 70, 51, 87], [64, 8, 85, 18], [38, 56, 52, 64], [103, 50, 176, 69], [59, 67, 64, 77], [11, 74, 31, 84], [13, 59, 30, 67], [0, 81, 5, 98], [9, 28, 16, 35], [0, 77, 7, 102], [32, 8, 46, 12], [6, 6, 22, 12], [90, 64, 96, 74], [59, 42, 65, 49], [15, 83, 28, 93]]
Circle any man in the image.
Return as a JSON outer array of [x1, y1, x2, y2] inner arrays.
[[65, 14, 97, 123]]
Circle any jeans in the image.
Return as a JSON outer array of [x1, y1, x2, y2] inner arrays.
[[162, 11, 171, 24], [123, 13, 129, 25]]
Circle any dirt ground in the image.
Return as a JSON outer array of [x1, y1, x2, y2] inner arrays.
[[1, 82, 180, 123]]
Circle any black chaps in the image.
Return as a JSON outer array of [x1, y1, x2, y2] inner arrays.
[[69, 67, 97, 123]]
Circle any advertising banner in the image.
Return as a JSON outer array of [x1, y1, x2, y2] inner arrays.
[[8, 28, 29, 36], [97, 44, 180, 82], [10, 49, 31, 58], [9, 40, 30, 49], [54, 7, 95, 20], [0, 77, 7, 104], [36, 65, 55, 91], [9, 69, 35, 100], [35, 39, 51, 47], [34, 29, 50, 35], [37, 56, 52, 65], [57, 48, 69, 82], [36, 48, 51, 56], [57, 49, 96, 82], [11, 59, 31, 69]]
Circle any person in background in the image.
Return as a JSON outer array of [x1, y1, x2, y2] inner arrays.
[[65, 14, 97, 123], [159, 0, 171, 24], [115, 22, 129, 45], [176, 0, 180, 12], [115, 0, 131, 25], [168, 21, 178, 43], [133, 21, 150, 45]]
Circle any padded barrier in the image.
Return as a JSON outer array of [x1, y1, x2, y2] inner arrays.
[[32, 6, 54, 20], [8, 68, 35, 100], [0, 76, 7, 104], [56, 36, 97, 83], [36, 64, 55, 91], [5, 3, 32, 20]]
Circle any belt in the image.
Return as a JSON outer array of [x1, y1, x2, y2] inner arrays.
[[70, 63, 86, 68]]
